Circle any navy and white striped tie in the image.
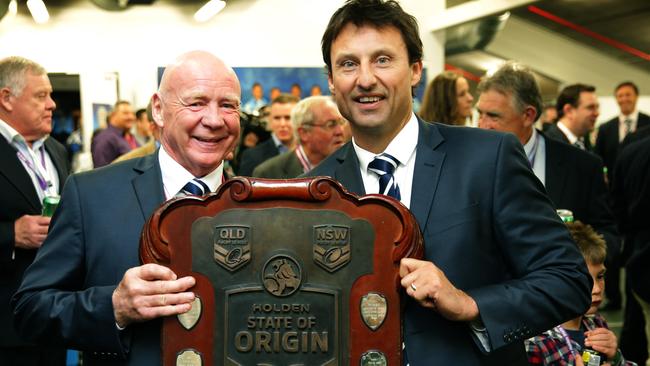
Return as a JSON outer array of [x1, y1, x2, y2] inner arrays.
[[368, 153, 401, 200], [179, 178, 210, 197]]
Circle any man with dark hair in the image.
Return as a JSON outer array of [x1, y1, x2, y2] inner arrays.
[[308, 1, 591, 364], [131, 108, 153, 147], [238, 93, 299, 176], [0, 56, 69, 365], [13, 50, 240, 365], [477, 61, 620, 316], [546, 83, 599, 151], [253, 96, 346, 178], [91, 100, 137, 168], [596, 81, 650, 184]]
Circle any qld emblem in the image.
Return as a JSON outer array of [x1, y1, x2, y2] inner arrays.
[[313, 224, 351, 272], [213, 225, 251, 271]]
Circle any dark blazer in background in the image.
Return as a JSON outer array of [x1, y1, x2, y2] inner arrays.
[[252, 149, 303, 179], [12, 153, 165, 365], [595, 112, 650, 183], [542, 131, 620, 261], [545, 122, 594, 151], [237, 138, 280, 176], [307, 120, 592, 365], [0, 137, 69, 358]]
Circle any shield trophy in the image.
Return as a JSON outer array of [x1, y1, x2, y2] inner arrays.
[[140, 177, 423, 366]]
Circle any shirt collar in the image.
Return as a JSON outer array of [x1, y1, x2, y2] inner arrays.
[[619, 110, 639, 123], [158, 144, 224, 200], [523, 128, 538, 157], [353, 112, 419, 172], [0, 118, 48, 148], [556, 121, 579, 144]]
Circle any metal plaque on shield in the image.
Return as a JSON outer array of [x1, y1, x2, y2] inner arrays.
[[140, 177, 424, 366]]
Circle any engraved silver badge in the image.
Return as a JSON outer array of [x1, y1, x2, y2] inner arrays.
[[213, 225, 251, 271], [360, 292, 387, 331], [176, 349, 202, 366], [360, 350, 387, 366], [313, 224, 351, 272], [177, 297, 202, 331], [262, 255, 302, 297]]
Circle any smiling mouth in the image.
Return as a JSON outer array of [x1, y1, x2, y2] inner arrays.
[[356, 96, 383, 103], [194, 136, 224, 144]]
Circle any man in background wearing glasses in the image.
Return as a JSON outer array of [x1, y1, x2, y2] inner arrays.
[[253, 96, 347, 178]]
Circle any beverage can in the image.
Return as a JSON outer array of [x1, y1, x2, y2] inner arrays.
[[42, 195, 60, 217]]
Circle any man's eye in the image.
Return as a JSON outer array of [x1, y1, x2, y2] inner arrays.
[[340, 60, 356, 69], [377, 56, 390, 65]]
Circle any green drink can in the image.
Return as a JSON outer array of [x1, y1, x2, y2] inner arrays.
[[556, 209, 574, 223], [42, 195, 60, 217]]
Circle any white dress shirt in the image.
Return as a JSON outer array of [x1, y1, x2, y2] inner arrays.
[[618, 110, 639, 142], [158, 145, 224, 200], [556, 121, 580, 145], [352, 113, 418, 209], [524, 129, 547, 186]]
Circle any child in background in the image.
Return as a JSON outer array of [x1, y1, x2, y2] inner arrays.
[[525, 221, 636, 366]]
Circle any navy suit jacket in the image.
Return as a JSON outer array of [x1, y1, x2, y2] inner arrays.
[[1, 137, 69, 348], [12, 152, 165, 365], [543, 132, 620, 261], [308, 120, 592, 365], [237, 138, 280, 176], [595, 112, 650, 182]]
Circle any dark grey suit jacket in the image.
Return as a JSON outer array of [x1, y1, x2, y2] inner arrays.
[[12, 153, 166, 365], [542, 131, 620, 261], [237, 138, 280, 176], [0, 137, 69, 348], [307, 120, 592, 365], [252, 150, 303, 179]]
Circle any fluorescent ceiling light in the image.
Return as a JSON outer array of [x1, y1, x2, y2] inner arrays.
[[27, 0, 49, 24], [194, 0, 226, 23]]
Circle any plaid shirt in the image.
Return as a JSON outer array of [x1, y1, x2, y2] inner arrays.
[[525, 313, 637, 365]]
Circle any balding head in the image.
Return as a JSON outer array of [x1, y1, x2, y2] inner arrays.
[[152, 50, 241, 177]]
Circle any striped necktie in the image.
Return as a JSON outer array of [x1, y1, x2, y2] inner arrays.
[[368, 153, 401, 200], [179, 178, 210, 197]]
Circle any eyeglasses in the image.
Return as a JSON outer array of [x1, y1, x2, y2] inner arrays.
[[304, 119, 346, 131]]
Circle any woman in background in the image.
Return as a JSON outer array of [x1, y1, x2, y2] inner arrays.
[[419, 71, 474, 126]]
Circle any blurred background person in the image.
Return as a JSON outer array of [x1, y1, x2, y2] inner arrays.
[[131, 108, 153, 147], [237, 93, 298, 176], [91, 100, 137, 168], [290, 83, 302, 99], [418, 71, 474, 126], [0, 55, 69, 366], [113, 100, 158, 163], [253, 96, 346, 178], [538, 102, 558, 132]]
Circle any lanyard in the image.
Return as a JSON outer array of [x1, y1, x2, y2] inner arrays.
[[557, 326, 579, 357], [294, 145, 313, 173], [15, 145, 54, 196]]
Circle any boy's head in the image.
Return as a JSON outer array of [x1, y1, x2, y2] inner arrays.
[[566, 221, 607, 315]]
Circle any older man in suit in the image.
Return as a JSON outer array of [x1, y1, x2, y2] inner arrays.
[[12, 50, 240, 365], [253, 95, 346, 178], [307, 1, 592, 364], [596, 81, 650, 185], [476, 60, 621, 322], [0, 56, 70, 365]]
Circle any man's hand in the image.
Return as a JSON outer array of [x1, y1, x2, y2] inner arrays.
[[584, 327, 618, 359], [14, 215, 51, 249], [399, 258, 479, 322], [112, 263, 196, 328]]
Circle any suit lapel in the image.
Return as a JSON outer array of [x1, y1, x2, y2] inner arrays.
[[0, 138, 41, 210], [131, 151, 165, 222], [333, 143, 365, 196], [543, 136, 567, 206], [410, 120, 445, 233]]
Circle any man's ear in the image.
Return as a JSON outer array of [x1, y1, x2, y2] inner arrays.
[[0, 88, 14, 112], [151, 93, 164, 129], [327, 69, 336, 96], [562, 103, 573, 119], [523, 106, 538, 128]]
